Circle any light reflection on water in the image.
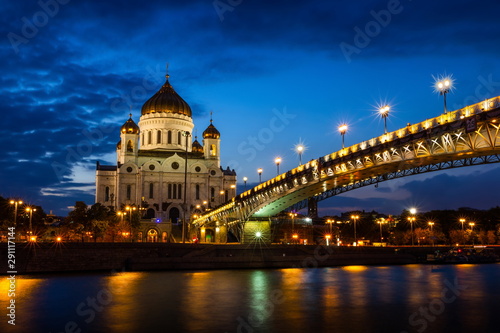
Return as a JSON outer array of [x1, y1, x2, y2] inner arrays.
[[1, 263, 499, 333]]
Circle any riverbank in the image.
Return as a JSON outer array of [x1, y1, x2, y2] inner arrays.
[[0, 242, 457, 274]]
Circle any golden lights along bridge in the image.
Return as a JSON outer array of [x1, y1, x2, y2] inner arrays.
[[193, 97, 500, 243]]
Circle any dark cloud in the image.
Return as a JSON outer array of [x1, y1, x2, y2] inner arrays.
[[1, 0, 499, 215]]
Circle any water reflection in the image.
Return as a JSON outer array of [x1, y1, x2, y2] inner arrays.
[[4, 263, 500, 333]]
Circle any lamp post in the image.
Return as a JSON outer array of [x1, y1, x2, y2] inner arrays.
[[326, 219, 334, 236], [182, 130, 191, 243], [469, 222, 475, 245], [459, 218, 466, 230], [434, 75, 454, 113], [378, 105, 390, 133], [26, 207, 36, 237], [125, 205, 136, 242], [9, 200, 23, 239], [377, 220, 386, 243], [351, 214, 359, 245], [408, 208, 417, 246], [275, 157, 281, 175], [257, 168, 263, 183], [428, 221, 435, 247], [338, 124, 348, 149], [289, 212, 297, 233], [295, 144, 305, 165], [243, 177, 248, 191]]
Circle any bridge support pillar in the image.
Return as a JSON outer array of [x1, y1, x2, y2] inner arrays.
[[242, 220, 271, 244], [308, 198, 318, 218]]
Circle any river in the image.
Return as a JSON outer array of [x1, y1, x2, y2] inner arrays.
[[1, 263, 500, 333]]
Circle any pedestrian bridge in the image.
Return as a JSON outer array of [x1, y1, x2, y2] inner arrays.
[[192, 97, 500, 242]]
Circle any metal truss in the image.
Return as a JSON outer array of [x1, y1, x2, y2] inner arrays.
[[291, 154, 500, 212]]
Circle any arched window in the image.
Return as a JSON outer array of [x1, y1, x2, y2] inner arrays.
[[149, 183, 154, 199], [105, 186, 110, 202], [211, 187, 215, 202], [210, 144, 217, 156], [148, 131, 152, 145], [141, 133, 144, 146], [173, 184, 177, 199], [168, 184, 172, 199], [126, 184, 131, 200], [177, 131, 182, 145], [178, 184, 182, 199], [157, 130, 161, 144], [196, 184, 200, 200], [167, 131, 172, 144], [127, 140, 133, 152]]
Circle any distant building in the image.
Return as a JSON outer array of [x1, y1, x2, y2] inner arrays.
[[95, 71, 236, 242]]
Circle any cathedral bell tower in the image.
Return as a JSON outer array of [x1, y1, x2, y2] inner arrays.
[[117, 114, 139, 164], [202, 117, 221, 167]]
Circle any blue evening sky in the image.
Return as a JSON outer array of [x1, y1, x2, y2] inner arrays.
[[1, 0, 500, 215]]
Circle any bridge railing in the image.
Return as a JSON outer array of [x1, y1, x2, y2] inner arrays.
[[194, 96, 500, 225]]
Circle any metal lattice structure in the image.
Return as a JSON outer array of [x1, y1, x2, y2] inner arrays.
[[193, 97, 500, 229]]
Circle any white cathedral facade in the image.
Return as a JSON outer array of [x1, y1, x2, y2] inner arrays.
[[95, 72, 237, 242]]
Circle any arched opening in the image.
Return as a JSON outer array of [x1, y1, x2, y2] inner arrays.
[[157, 130, 162, 144], [162, 232, 168, 243], [127, 140, 133, 152], [148, 131, 152, 145], [205, 229, 215, 243], [169, 207, 180, 224], [177, 131, 181, 145], [147, 229, 158, 242], [211, 187, 215, 202], [167, 130, 172, 144], [196, 184, 200, 200], [105, 186, 110, 202], [145, 208, 155, 219], [210, 144, 217, 156]]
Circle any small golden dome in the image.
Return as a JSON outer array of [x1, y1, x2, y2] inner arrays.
[[141, 75, 192, 117], [121, 114, 139, 134], [192, 137, 204, 153], [203, 120, 220, 139]]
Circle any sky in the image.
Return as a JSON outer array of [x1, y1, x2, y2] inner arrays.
[[1, 0, 500, 216]]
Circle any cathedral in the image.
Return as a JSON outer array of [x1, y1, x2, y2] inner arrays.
[[95, 71, 237, 242]]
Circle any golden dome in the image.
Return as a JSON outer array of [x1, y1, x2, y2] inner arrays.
[[141, 75, 192, 117], [192, 137, 204, 153], [203, 120, 220, 139], [121, 114, 139, 134]]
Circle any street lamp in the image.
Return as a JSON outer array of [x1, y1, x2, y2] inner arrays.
[[338, 124, 348, 149], [9, 200, 23, 234], [469, 222, 475, 245], [378, 105, 390, 133], [428, 221, 435, 246], [434, 75, 454, 113], [26, 207, 36, 236], [351, 214, 359, 245], [243, 176, 248, 191], [275, 157, 281, 175], [257, 168, 263, 183], [295, 144, 305, 165], [408, 208, 417, 246], [182, 130, 191, 244], [377, 220, 386, 243], [125, 205, 136, 242], [325, 234, 331, 246], [326, 219, 334, 236], [459, 218, 466, 230], [290, 212, 297, 233]]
